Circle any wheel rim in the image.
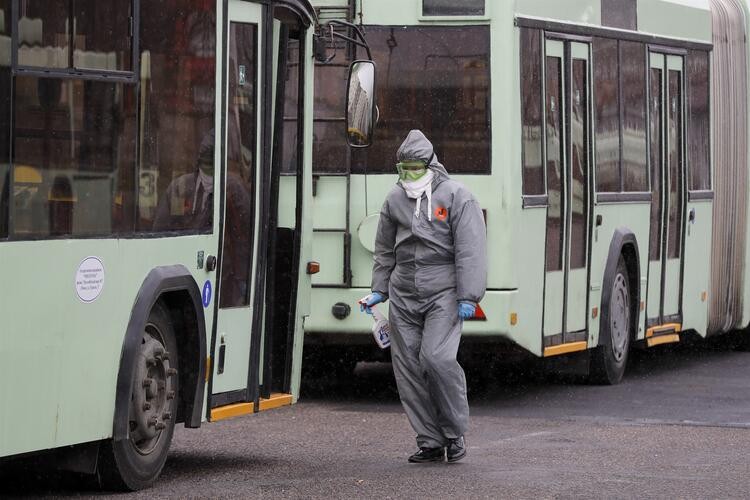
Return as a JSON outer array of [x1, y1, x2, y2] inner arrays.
[[610, 273, 630, 363], [129, 323, 176, 455]]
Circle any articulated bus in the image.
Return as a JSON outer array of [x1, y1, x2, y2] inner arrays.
[[0, 0, 373, 490], [306, 0, 750, 382]]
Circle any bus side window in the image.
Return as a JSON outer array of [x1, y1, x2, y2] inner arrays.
[[0, 166, 8, 238], [520, 28, 544, 196]]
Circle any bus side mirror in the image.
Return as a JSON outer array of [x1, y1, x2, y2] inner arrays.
[[345, 60, 376, 148]]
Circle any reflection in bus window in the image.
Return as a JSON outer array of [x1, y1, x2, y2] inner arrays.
[[312, 58, 348, 173], [17, 0, 132, 72], [621, 41, 648, 192], [138, 0, 216, 232], [545, 56, 564, 272], [17, 0, 70, 69], [423, 0, 485, 17], [13, 77, 137, 237], [73, 0, 133, 71], [594, 37, 620, 192], [281, 38, 300, 174], [220, 22, 257, 309], [347, 62, 375, 146], [520, 28, 544, 195], [688, 50, 710, 191], [350, 26, 491, 174], [0, 166, 8, 238], [0, 0, 9, 238], [570, 58, 589, 270]]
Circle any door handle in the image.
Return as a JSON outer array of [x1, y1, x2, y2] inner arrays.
[[689, 208, 696, 224], [206, 255, 217, 272]]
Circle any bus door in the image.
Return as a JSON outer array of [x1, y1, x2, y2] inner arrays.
[[543, 39, 592, 348], [646, 52, 685, 329], [211, 1, 263, 406]]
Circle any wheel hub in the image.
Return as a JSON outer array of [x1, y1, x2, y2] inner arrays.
[[130, 326, 176, 455], [610, 273, 630, 362]]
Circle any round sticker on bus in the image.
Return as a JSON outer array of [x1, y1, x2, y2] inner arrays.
[[202, 280, 212, 308], [75, 256, 105, 303]]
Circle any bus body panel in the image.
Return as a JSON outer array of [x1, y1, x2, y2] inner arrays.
[[683, 199, 712, 334], [307, 0, 723, 359], [0, 236, 216, 457], [1, 0, 318, 460]]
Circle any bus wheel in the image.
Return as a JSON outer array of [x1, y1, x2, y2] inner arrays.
[[99, 301, 179, 490], [589, 256, 631, 385]]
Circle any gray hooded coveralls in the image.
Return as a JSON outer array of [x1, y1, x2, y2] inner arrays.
[[372, 130, 487, 449]]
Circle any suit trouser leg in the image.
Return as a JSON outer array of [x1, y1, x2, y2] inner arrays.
[[419, 288, 469, 440], [388, 297, 446, 449]]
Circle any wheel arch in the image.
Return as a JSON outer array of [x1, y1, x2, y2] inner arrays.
[[113, 265, 206, 442], [599, 227, 641, 346]]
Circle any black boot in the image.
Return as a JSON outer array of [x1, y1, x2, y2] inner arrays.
[[408, 447, 445, 463], [447, 436, 466, 463]]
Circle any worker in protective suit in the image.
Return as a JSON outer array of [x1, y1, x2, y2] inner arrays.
[[361, 130, 487, 463]]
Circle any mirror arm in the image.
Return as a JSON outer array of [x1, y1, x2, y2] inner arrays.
[[324, 19, 373, 61]]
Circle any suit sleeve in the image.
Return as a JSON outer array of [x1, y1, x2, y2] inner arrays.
[[371, 199, 397, 298], [452, 197, 487, 304]]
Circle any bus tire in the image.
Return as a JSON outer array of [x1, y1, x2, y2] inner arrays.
[[98, 301, 179, 491], [589, 256, 631, 385]]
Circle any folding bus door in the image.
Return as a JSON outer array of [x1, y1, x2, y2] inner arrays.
[[211, 1, 263, 407], [543, 39, 592, 352], [646, 52, 685, 336]]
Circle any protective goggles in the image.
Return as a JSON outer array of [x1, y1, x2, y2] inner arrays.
[[396, 160, 428, 181]]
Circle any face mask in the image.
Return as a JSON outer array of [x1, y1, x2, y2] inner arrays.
[[396, 160, 427, 182], [198, 160, 214, 177]]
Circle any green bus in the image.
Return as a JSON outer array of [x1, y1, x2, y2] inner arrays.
[[306, 0, 749, 382], [0, 0, 374, 490]]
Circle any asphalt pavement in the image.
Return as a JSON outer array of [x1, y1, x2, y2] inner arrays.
[[2, 334, 750, 499]]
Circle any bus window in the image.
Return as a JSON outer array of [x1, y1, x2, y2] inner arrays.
[[138, 0, 216, 232], [621, 41, 648, 192], [351, 26, 491, 175], [72, 0, 133, 72], [313, 61, 349, 174], [13, 77, 137, 238], [220, 23, 257, 308], [281, 38, 301, 174], [422, 0, 485, 17], [17, 1, 70, 69], [593, 37, 620, 192], [0, 0, 9, 239], [545, 54, 564, 272], [601, 0, 637, 30], [688, 50, 710, 191], [17, 0, 133, 72], [520, 28, 544, 196]]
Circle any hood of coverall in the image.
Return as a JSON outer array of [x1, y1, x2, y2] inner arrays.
[[396, 130, 450, 185]]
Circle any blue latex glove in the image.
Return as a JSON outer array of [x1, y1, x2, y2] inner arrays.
[[458, 301, 476, 320], [360, 292, 385, 315]]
